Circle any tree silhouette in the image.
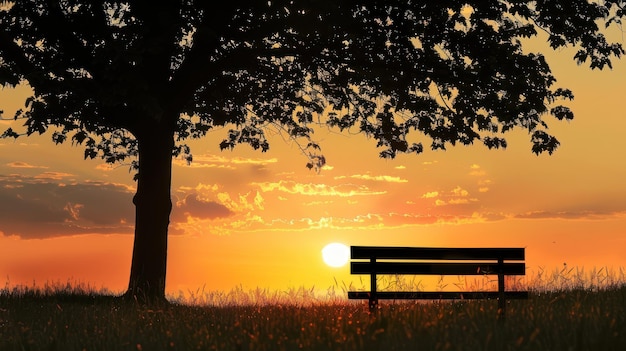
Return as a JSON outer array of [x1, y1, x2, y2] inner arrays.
[[1, 1, 624, 301]]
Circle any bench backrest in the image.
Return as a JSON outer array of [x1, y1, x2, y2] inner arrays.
[[350, 246, 525, 276]]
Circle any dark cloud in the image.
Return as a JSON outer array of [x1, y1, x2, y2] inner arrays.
[[514, 210, 623, 220], [172, 193, 233, 221], [0, 173, 236, 239], [0, 174, 135, 239]]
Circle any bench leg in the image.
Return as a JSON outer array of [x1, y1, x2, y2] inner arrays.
[[368, 297, 378, 311], [497, 264, 506, 321], [369, 265, 378, 311], [497, 297, 506, 321]]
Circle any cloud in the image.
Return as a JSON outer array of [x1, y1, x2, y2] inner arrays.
[[0, 175, 135, 239], [216, 191, 263, 212], [177, 183, 220, 195], [172, 193, 233, 221], [514, 210, 626, 220], [425, 186, 477, 206], [173, 160, 235, 169], [451, 186, 469, 197], [0, 174, 242, 239], [6, 162, 48, 169], [469, 165, 491, 192], [477, 179, 491, 193], [334, 174, 408, 183], [95, 163, 115, 171], [34, 171, 74, 180], [435, 197, 478, 206], [174, 154, 278, 169], [469, 164, 486, 176], [422, 191, 439, 198], [448, 198, 475, 205], [253, 191, 264, 210], [479, 212, 508, 222], [192, 210, 492, 235], [253, 180, 386, 197], [303, 200, 335, 206]]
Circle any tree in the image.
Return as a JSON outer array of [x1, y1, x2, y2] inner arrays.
[[1, 0, 624, 301]]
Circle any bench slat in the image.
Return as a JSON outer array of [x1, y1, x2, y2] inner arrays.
[[351, 262, 526, 275], [348, 291, 529, 300], [351, 246, 525, 260]]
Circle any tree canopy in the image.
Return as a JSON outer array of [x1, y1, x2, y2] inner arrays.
[[1, 0, 624, 300]]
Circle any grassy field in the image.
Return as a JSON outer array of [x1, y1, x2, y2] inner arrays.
[[1, 268, 625, 351]]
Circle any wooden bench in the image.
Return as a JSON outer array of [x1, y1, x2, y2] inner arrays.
[[347, 246, 528, 318]]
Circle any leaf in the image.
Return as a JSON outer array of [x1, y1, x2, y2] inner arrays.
[[483, 137, 507, 150], [1, 127, 19, 139], [219, 139, 233, 151], [52, 131, 67, 144], [531, 131, 560, 155], [306, 142, 321, 150], [550, 106, 574, 121], [408, 143, 424, 154], [84, 148, 98, 160], [72, 131, 88, 145]]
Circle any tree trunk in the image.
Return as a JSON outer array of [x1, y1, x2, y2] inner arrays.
[[124, 125, 174, 303]]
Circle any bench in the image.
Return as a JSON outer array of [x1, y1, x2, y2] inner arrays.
[[347, 246, 528, 318]]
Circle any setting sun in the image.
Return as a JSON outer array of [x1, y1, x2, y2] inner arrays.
[[321, 243, 350, 268]]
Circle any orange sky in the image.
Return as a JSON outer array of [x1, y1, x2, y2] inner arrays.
[[1, 33, 625, 296]]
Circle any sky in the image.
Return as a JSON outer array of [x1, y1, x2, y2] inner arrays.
[[1, 31, 625, 297]]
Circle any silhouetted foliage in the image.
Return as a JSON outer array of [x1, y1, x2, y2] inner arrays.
[[1, 1, 624, 301]]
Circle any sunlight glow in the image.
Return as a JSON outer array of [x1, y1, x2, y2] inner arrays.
[[321, 243, 350, 268]]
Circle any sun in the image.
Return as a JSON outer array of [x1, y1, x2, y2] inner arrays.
[[321, 243, 350, 268]]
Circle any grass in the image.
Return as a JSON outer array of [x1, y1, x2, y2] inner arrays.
[[1, 267, 625, 351]]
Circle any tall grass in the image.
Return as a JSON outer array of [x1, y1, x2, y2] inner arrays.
[[1, 267, 625, 351]]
